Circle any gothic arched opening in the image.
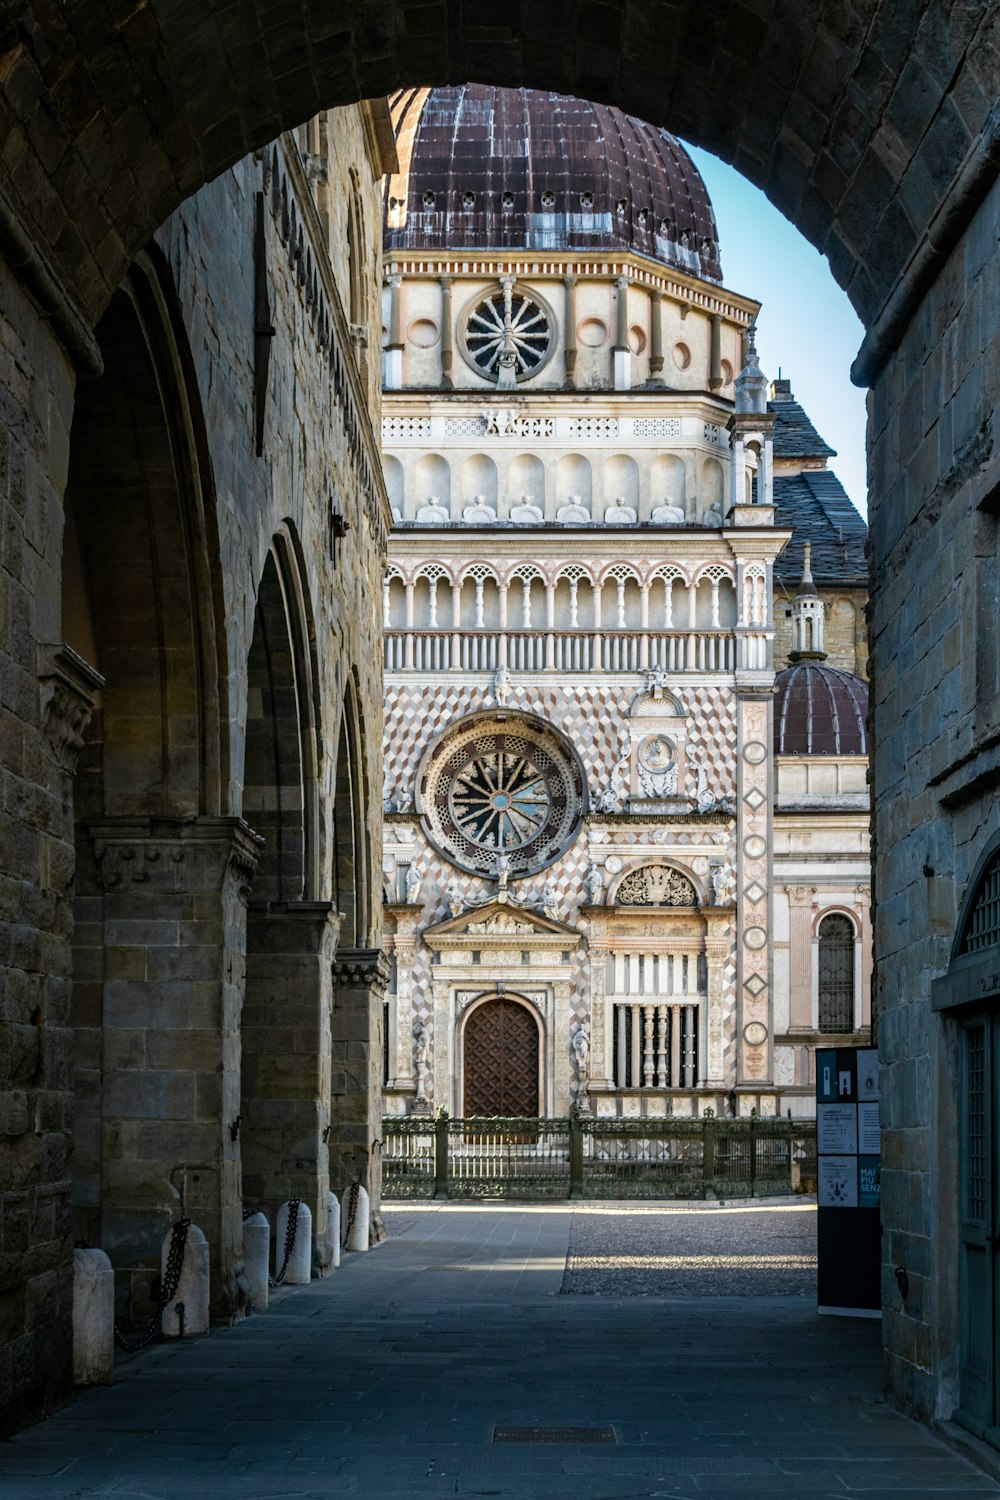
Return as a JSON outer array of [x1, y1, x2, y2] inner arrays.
[[63, 251, 230, 1324]]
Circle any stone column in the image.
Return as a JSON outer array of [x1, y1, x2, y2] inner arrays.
[[649, 290, 664, 382], [384, 273, 403, 388], [87, 816, 260, 1324], [563, 276, 577, 386], [242, 900, 340, 1269], [330, 949, 391, 1216], [439, 277, 454, 388], [613, 275, 630, 390], [709, 313, 723, 392], [586, 935, 613, 1092]]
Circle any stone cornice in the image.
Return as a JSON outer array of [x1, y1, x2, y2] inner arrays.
[[384, 250, 759, 326], [333, 947, 392, 992]]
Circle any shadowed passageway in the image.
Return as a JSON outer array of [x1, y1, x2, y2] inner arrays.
[[0, 1206, 994, 1499]]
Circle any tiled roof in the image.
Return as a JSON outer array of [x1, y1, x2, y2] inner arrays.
[[775, 663, 869, 755], [774, 470, 867, 589], [770, 397, 836, 458]]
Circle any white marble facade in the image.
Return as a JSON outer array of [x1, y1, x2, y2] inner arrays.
[[379, 86, 870, 1121]]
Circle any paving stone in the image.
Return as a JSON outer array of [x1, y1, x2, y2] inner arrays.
[[0, 1206, 995, 1499]]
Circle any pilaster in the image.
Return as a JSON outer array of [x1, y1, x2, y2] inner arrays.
[[86, 816, 261, 1323], [331, 948, 391, 1211]]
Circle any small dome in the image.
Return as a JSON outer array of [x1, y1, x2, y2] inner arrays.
[[385, 86, 722, 281], [774, 664, 869, 756]]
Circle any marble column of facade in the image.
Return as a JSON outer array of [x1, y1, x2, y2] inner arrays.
[[242, 899, 341, 1272], [87, 815, 261, 1323], [703, 917, 730, 1091], [649, 290, 664, 382], [331, 948, 391, 1216], [563, 276, 577, 386], [439, 277, 454, 387]]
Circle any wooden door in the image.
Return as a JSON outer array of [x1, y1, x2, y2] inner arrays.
[[463, 998, 539, 1117]]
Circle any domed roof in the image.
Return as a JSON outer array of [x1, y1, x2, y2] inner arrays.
[[774, 664, 869, 756], [385, 86, 722, 282]]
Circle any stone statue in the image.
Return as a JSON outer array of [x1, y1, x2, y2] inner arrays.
[[542, 881, 558, 920], [585, 862, 604, 904], [572, 1023, 590, 1108], [495, 852, 511, 896], [382, 770, 395, 814], [710, 863, 728, 905], [404, 865, 422, 904], [695, 765, 715, 813], [594, 756, 628, 813], [492, 665, 511, 706], [413, 1025, 430, 1108], [446, 879, 466, 917], [644, 664, 668, 698]]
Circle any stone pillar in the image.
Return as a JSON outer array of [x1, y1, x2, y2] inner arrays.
[[709, 313, 723, 392], [330, 949, 391, 1214], [87, 816, 260, 1325], [439, 276, 454, 388], [384, 273, 403, 388], [703, 926, 729, 1091], [242, 900, 340, 1268], [649, 290, 664, 382], [734, 696, 774, 1097], [563, 276, 577, 386], [613, 275, 630, 390]]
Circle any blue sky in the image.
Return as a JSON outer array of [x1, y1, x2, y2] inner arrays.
[[686, 145, 868, 518]]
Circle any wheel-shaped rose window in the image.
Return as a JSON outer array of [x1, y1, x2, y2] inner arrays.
[[417, 713, 586, 877], [461, 284, 554, 384]]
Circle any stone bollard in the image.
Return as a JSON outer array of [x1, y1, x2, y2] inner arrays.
[[275, 1200, 312, 1285], [73, 1248, 114, 1385], [342, 1184, 370, 1253], [243, 1212, 270, 1312], [328, 1191, 341, 1270], [161, 1221, 209, 1338]]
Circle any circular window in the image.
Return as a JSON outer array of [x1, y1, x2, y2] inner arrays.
[[540, 189, 556, 209], [628, 324, 647, 355], [416, 712, 586, 877], [721, 358, 734, 385], [460, 285, 554, 384], [673, 341, 691, 370]]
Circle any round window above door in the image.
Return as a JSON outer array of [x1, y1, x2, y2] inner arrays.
[[415, 710, 587, 877]]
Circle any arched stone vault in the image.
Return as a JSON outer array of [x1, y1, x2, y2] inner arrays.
[[2, 0, 998, 370]]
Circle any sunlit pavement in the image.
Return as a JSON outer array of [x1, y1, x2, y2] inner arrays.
[[1, 1203, 996, 1499]]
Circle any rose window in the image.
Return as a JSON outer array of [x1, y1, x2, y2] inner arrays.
[[462, 284, 553, 383], [417, 713, 586, 877]]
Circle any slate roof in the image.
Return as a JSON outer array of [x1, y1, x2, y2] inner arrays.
[[769, 395, 836, 459], [773, 470, 867, 589]]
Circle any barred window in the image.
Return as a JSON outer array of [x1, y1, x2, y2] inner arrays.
[[817, 914, 855, 1033]]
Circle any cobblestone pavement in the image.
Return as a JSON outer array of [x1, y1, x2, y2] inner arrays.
[[1, 1203, 996, 1499], [562, 1203, 817, 1298]]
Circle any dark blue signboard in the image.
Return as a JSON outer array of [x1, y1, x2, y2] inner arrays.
[[816, 1045, 881, 1316]]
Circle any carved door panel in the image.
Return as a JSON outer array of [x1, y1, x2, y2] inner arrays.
[[464, 998, 539, 1116]]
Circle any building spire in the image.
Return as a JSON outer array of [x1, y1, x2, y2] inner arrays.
[[789, 543, 826, 660]]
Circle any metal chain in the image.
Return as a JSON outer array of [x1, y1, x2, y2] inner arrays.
[[268, 1198, 300, 1287], [342, 1182, 360, 1250], [113, 1217, 191, 1353]]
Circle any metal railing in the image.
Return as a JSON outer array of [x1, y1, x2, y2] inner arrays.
[[381, 1114, 817, 1201]]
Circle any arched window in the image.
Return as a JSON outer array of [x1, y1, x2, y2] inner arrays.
[[817, 914, 855, 1032]]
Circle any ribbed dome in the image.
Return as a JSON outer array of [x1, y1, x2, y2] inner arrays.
[[385, 86, 722, 282], [774, 664, 869, 756]]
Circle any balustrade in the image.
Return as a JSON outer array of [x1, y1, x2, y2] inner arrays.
[[385, 629, 738, 674]]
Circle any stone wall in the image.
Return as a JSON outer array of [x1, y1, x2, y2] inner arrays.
[[0, 116, 390, 1429], [870, 173, 1000, 1421]]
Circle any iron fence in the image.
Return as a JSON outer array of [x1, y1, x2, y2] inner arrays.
[[382, 1113, 817, 1201]]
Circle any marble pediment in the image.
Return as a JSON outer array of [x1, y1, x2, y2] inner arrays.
[[423, 899, 582, 948]]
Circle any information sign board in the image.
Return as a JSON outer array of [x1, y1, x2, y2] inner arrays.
[[816, 1045, 881, 1317]]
